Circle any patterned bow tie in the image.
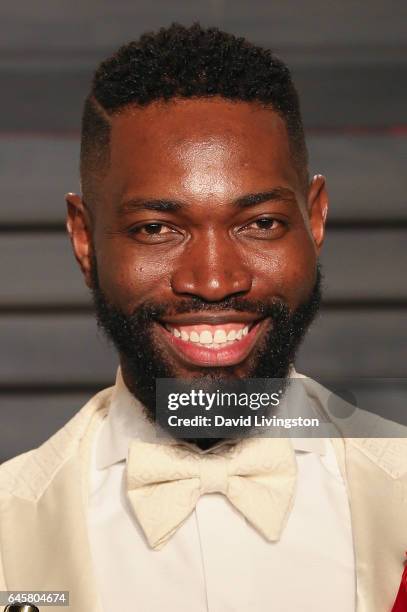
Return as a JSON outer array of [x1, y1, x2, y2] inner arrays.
[[126, 436, 297, 549]]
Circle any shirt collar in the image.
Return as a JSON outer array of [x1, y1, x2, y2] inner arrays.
[[96, 366, 325, 470]]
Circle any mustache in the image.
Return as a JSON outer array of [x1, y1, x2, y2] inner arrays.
[[89, 252, 288, 322], [125, 295, 290, 323], [90, 252, 322, 330]]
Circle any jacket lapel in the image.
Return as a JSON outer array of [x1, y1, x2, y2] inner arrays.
[[0, 388, 111, 612], [0, 456, 102, 611], [343, 438, 407, 612], [300, 376, 407, 611]]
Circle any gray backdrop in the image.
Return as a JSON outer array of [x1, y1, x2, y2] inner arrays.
[[1, 0, 406, 461]]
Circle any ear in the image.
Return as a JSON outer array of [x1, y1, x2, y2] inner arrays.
[[65, 193, 94, 289], [307, 174, 329, 256]]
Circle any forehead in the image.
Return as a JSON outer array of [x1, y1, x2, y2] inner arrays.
[[105, 98, 300, 200]]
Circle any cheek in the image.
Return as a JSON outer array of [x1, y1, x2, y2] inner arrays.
[[250, 231, 317, 306], [95, 245, 173, 310]]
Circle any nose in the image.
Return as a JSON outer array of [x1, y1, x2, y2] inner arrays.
[[170, 230, 252, 301]]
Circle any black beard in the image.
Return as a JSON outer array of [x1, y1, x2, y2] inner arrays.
[[90, 258, 322, 445]]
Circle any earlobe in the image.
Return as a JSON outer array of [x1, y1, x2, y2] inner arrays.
[[307, 174, 329, 255], [65, 193, 94, 288]]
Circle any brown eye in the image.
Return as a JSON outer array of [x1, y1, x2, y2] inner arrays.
[[245, 217, 283, 231], [129, 223, 173, 236], [252, 218, 278, 230], [239, 216, 287, 241], [143, 223, 166, 234], [127, 221, 181, 244]]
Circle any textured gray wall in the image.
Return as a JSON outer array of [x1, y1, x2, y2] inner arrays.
[[1, 0, 406, 461]]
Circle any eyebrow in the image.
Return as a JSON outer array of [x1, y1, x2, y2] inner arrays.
[[118, 187, 296, 215], [118, 198, 183, 215], [233, 187, 296, 208]]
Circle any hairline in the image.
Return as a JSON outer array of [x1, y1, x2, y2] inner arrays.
[[80, 94, 309, 209]]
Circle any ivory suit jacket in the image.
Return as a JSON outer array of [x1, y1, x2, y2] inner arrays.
[[0, 375, 406, 611]]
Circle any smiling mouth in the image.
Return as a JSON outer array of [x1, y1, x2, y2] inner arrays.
[[157, 318, 268, 367]]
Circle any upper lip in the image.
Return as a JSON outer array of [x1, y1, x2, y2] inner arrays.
[[159, 312, 264, 326]]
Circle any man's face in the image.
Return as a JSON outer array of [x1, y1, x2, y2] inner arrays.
[[67, 98, 328, 405]]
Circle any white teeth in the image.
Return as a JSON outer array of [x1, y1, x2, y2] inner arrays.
[[227, 330, 236, 341], [214, 329, 227, 343], [199, 330, 213, 344], [171, 325, 249, 346]]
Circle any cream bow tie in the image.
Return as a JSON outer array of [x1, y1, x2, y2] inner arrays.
[[126, 437, 297, 549]]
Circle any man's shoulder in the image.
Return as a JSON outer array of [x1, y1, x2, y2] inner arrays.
[[298, 372, 407, 433], [0, 384, 114, 501], [297, 372, 407, 478]]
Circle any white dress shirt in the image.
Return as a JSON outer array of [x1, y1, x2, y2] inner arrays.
[[88, 367, 356, 611]]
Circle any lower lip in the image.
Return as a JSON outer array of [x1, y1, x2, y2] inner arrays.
[[158, 320, 267, 367]]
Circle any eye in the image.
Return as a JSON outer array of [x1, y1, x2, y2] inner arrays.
[[139, 223, 170, 235], [239, 216, 287, 239], [127, 222, 180, 243], [250, 218, 280, 230]]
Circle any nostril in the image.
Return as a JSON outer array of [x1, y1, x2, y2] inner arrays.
[[169, 256, 253, 301]]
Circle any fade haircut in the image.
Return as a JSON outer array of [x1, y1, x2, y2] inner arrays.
[[80, 22, 309, 205]]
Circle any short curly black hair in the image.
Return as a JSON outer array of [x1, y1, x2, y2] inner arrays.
[[81, 22, 308, 203]]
